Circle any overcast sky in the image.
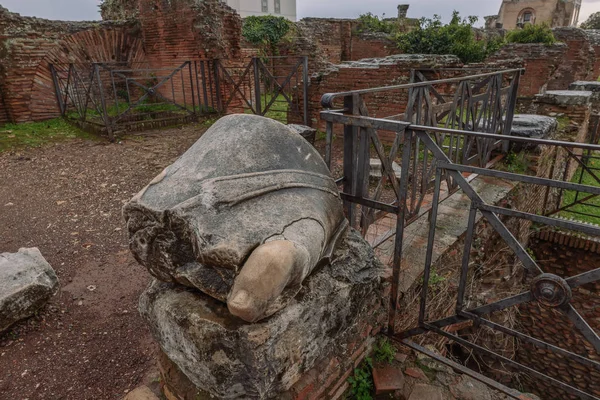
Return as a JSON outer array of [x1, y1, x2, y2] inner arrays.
[[1, 0, 599, 26]]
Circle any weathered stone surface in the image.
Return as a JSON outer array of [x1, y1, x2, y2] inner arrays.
[[449, 375, 492, 400], [139, 229, 386, 399], [535, 90, 593, 106], [510, 115, 558, 146], [369, 158, 402, 180], [0, 248, 59, 333], [569, 81, 600, 92], [124, 114, 347, 322], [287, 124, 316, 145], [123, 386, 160, 400], [408, 383, 444, 400]]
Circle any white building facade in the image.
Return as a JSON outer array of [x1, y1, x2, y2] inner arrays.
[[222, 0, 297, 21]]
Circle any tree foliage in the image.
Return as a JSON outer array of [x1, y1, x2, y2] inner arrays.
[[394, 11, 504, 64], [580, 12, 600, 29], [505, 23, 556, 45], [242, 15, 292, 55], [356, 12, 395, 34]]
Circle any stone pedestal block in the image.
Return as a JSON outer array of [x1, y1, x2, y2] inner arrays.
[[139, 230, 386, 399], [0, 248, 59, 333]]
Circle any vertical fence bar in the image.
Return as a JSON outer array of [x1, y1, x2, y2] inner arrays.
[[343, 94, 357, 227], [214, 60, 223, 113], [389, 128, 413, 334], [502, 70, 521, 153], [418, 164, 443, 325], [94, 63, 114, 141], [326, 121, 333, 169], [253, 58, 262, 116], [188, 61, 196, 115], [303, 56, 309, 126], [50, 64, 66, 116]]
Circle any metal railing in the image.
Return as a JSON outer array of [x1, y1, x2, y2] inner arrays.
[[320, 68, 600, 400]]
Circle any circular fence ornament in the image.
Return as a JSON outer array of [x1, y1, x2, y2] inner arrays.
[[531, 273, 572, 308]]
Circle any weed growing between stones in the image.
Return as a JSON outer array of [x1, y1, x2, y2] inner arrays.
[[374, 338, 396, 363], [348, 357, 374, 400]]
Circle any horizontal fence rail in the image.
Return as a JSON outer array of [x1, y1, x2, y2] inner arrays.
[[321, 67, 600, 400]]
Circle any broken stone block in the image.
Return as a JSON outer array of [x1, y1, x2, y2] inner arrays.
[[373, 363, 405, 394], [287, 123, 316, 145], [139, 229, 386, 399], [0, 248, 59, 333], [369, 158, 402, 180], [510, 114, 558, 151]]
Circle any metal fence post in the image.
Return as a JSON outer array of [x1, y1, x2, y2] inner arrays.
[[253, 58, 262, 116]]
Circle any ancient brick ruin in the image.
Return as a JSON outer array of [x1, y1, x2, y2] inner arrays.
[[1, 1, 600, 400]]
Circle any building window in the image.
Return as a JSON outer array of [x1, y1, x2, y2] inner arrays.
[[262, 0, 268, 12], [275, 0, 281, 14], [517, 9, 535, 26]]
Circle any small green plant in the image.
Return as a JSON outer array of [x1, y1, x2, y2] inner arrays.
[[505, 151, 529, 174], [419, 268, 445, 286], [357, 13, 395, 34], [505, 23, 557, 45], [373, 338, 396, 363], [348, 357, 373, 400]]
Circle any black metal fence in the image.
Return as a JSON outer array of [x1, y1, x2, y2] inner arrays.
[[50, 57, 309, 139], [320, 68, 600, 400]]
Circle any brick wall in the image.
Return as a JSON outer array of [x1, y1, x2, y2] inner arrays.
[[485, 28, 596, 100], [0, 6, 142, 123], [520, 230, 600, 399], [486, 43, 567, 97], [0, 0, 242, 125], [585, 30, 600, 80], [137, 0, 241, 65], [306, 54, 462, 132]]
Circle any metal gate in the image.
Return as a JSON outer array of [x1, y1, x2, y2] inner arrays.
[[50, 60, 219, 140], [320, 68, 600, 399], [215, 56, 309, 125]]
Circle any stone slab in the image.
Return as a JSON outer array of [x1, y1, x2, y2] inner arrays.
[[0, 248, 59, 333], [535, 90, 593, 106], [373, 364, 405, 394], [139, 229, 386, 399], [408, 384, 444, 400]]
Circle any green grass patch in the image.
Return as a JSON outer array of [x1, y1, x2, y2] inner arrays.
[[244, 93, 289, 123], [560, 152, 600, 225], [0, 118, 97, 152]]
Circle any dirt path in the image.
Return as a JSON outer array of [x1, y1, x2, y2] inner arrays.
[[0, 124, 209, 400]]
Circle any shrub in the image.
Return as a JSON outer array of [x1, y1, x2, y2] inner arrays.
[[580, 12, 600, 30], [395, 11, 504, 64], [242, 15, 292, 55], [505, 23, 557, 45], [357, 12, 395, 34]]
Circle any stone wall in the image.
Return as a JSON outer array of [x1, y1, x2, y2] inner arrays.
[[521, 230, 600, 399]]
